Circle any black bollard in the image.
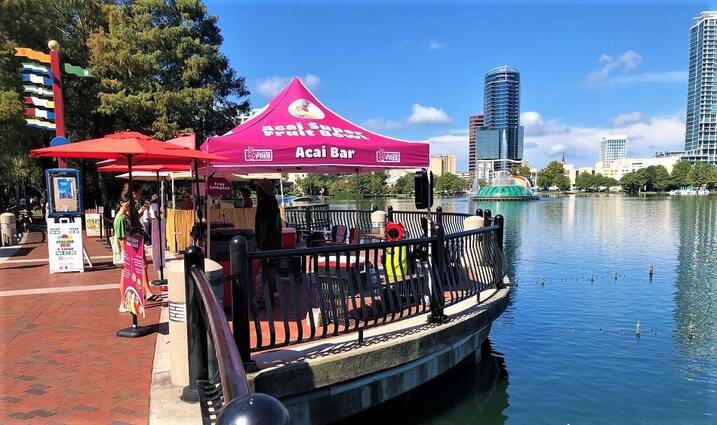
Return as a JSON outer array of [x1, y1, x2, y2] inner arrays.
[[484, 209, 492, 226], [387, 205, 394, 222], [230, 235, 253, 367], [475, 208, 483, 217], [181, 245, 207, 403], [216, 393, 290, 425], [494, 215, 504, 252]]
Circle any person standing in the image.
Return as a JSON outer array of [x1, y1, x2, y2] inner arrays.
[[253, 180, 281, 307], [114, 195, 131, 312], [240, 187, 253, 208]]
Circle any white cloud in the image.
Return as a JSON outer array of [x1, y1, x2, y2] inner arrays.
[[426, 41, 445, 51], [523, 112, 685, 167], [256, 74, 320, 97], [521, 111, 546, 136], [609, 112, 649, 127], [360, 117, 406, 130], [363, 103, 453, 130], [407, 104, 452, 124], [585, 50, 686, 86]]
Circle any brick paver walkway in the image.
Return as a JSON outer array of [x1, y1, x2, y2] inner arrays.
[[0, 230, 162, 424]]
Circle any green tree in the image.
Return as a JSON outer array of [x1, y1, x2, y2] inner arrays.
[[670, 160, 693, 188], [87, 0, 250, 141], [688, 161, 717, 188], [653, 165, 671, 192], [508, 165, 532, 181], [575, 172, 595, 191], [620, 170, 647, 194], [434, 173, 470, 195], [393, 173, 414, 194], [536, 160, 568, 189]]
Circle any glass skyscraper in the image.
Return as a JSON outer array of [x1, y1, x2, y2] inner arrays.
[[476, 65, 524, 168], [684, 11, 717, 165]]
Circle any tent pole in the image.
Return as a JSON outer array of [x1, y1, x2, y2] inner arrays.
[[279, 175, 285, 207], [355, 169, 359, 229], [156, 171, 165, 283]]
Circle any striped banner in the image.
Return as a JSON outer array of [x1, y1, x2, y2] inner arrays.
[[14, 47, 50, 63], [25, 118, 56, 130], [21, 62, 49, 75], [24, 108, 55, 120], [23, 85, 53, 97], [24, 96, 55, 109], [22, 73, 52, 86]]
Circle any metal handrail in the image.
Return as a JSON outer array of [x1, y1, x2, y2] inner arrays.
[[189, 265, 249, 402]]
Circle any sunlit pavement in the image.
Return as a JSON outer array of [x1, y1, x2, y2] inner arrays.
[[0, 230, 162, 424]]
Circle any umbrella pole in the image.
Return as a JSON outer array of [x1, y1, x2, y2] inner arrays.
[[153, 171, 166, 286]]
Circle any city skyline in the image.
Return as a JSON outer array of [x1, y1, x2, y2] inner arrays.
[[206, 1, 701, 170]]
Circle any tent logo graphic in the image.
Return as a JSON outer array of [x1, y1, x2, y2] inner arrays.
[[288, 99, 325, 120], [245, 147, 273, 162], [376, 149, 400, 163]]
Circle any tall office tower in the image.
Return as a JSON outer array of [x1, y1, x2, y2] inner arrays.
[[477, 65, 524, 170], [468, 114, 484, 174], [600, 135, 627, 167], [684, 11, 717, 165]]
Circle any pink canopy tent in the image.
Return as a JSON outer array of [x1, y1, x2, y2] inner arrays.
[[200, 78, 430, 173]]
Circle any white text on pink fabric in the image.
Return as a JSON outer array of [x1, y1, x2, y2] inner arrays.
[[295, 146, 356, 159], [262, 122, 369, 140]]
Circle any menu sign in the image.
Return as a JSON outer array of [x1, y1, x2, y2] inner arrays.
[[121, 234, 146, 317], [48, 220, 84, 273]]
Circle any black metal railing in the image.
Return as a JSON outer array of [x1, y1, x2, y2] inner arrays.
[[284, 204, 375, 234], [388, 206, 467, 237], [227, 212, 507, 361], [183, 246, 290, 425]]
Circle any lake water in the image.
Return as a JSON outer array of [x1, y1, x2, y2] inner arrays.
[[340, 195, 717, 425]]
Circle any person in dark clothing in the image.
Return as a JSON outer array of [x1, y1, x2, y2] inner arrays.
[[253, 180, 281, 250], [240, 187, 253, 208], [252, 180, 281, 307]]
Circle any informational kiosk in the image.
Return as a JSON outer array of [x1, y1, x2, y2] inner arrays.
[[45, 168, 90, 273]]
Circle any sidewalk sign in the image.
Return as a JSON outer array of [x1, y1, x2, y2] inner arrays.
[[85, 213, 101, 237], [121, 234, 146, 317], [47, 218, 84, 273]]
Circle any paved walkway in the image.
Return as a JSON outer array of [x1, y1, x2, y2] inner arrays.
[[0, 230, 163, 424]]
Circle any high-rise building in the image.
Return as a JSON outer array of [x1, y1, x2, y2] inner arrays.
[[429, 154, 457, 177], [600, 135, 627, 167], [468, 114, 484, 174], [684, 11, 717, 165], [476, 65, 524, 171]]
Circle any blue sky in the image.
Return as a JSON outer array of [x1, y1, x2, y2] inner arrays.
[[206, 0, 710, 170]]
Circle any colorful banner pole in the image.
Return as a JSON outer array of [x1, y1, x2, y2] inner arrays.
[[48, 41, 66, 167]]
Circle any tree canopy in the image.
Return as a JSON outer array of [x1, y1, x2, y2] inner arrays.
[[434, 173, 471, 195], [537, 161, 570, 190], [574, 172, 618, 191]]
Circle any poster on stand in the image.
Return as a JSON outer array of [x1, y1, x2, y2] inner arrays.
[[85, 213, 102, 237], [48, 219, 84, 273], [122, 234, 146, 317], [150, 218, 166, 273]]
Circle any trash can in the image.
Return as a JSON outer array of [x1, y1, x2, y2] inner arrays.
[[167, 257, 223, 387], [1, 212, 17, 246]]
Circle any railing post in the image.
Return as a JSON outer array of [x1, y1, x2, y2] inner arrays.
[[387, 205, 394, 222], [181, 245, 207, 403], [484, 209, 492, 226], [429, 221, 446, 322], [494, 214, 504, 252], [435, 206, 443, 224], [217, 393, 291, 425], [475, 208, 483, 217], [304, 206, 312, 233], [230, 235, 253, 367]]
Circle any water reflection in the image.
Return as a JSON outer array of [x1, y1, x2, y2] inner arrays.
[[674, 198, 717, 379], [341, 340, 510, 425]]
